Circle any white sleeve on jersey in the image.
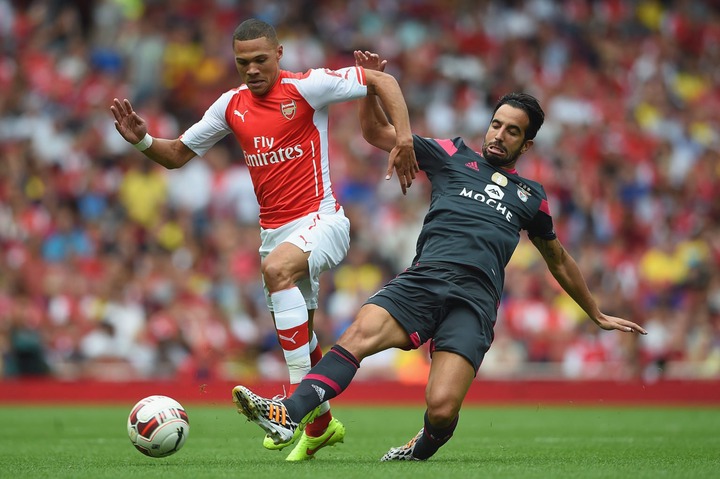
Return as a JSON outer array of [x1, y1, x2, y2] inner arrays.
[[179, 90, 234, 157], [292, 67, 367, 111]]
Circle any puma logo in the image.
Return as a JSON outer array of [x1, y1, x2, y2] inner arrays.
[[233, 109, 248, 122], [278, 330, 300, 344]]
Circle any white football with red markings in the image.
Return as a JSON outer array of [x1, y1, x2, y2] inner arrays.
[[127, 395, 190, 458]]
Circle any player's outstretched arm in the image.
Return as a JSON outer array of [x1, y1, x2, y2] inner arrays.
[[356, 51, 418, 195], [355, 52, 395, 151], [110, 98, 195, 169], [531, 236, 648, 335]]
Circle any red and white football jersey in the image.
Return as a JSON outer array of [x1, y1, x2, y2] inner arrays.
[[180, 67, 367, 228]]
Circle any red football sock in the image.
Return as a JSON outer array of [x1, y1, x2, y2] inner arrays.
[[310, 341, 323, 366], [302, 337, 333, 437], [305, 410, 332, 437]]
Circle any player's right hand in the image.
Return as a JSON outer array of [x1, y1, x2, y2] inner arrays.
[[387, 141, 417, 195], [354, 50, 419, 194], [110, 98, 148, 145]]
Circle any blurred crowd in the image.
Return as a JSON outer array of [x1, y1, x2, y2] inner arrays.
[[1, 0, 719, 383]]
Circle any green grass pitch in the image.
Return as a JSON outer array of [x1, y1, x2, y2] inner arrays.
[[0, 404, 718, 479]]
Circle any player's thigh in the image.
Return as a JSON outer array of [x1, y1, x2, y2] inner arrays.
[[338, 304, 411, 361], [305, 211, 350, 278], [432, 285, 496, 373], [259, 210, 349, 277], [260, 210, 349, 308], [282, 210, 350, 277], [285, 211, 350, 306]]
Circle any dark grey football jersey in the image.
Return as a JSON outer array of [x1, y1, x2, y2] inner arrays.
[[412, 135, 556, 300]]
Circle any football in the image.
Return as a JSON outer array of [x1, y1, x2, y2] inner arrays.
[[127, 395, 190, 458]]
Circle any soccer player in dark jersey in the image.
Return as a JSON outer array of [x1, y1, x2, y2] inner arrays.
[[230, 52, 647, 461]]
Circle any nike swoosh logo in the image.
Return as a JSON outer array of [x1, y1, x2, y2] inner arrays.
[[306, 431, 335, 455]]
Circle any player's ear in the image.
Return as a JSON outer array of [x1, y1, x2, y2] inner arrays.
[[521, 139, 533, 154], [276, 45, 283, 61]]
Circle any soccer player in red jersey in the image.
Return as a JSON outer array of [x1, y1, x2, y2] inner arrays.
[[111, 20, 418, 461]]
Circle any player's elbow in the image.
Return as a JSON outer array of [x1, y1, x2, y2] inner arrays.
[[361, 124, 395, 152], [360, 123, 379, 144], [155, 157, 188, 170], [163, 159, 186, 170]]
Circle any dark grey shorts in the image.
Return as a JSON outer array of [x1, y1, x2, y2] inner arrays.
[[365, 262, 498, 373]]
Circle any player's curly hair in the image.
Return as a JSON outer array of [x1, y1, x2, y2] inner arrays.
[[233, 19, 279, 46], [493, 93, 545, 141]]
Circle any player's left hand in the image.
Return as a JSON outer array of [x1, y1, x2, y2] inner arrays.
[[595, 314, 648, 335], [354, 50, 387, 72]]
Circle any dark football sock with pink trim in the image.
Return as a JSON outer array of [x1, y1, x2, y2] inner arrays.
[[283, 345, 359, 421], [412, 410, 459, 459]]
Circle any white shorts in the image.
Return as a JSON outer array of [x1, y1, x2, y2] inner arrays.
[[259, 207, 350, 311]]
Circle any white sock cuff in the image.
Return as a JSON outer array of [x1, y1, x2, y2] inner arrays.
[[309, 332, 318, 351], [318, 400, 331, 414], [271, 287, 306, 313]]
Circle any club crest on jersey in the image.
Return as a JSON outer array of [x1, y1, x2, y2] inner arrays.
[[517, 182, 533, 196], [517, 188, 528, 202], [281, 100, 297, 120], [491, 172, 508, 187]]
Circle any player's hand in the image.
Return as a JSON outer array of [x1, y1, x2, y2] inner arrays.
[[354, 50, 387, 72], [354, 50, 418, 193], [387, 141, 417, 195], [110, 98, 148, 145], [595, 314, 648, 335]]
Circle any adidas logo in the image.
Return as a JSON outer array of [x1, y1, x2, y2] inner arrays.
[[465, 161, 479, 171], [312, 384, 325, 402]]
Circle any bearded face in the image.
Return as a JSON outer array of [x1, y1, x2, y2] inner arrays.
[[481, 105, 532, 169], [481, 140, 525, 168]]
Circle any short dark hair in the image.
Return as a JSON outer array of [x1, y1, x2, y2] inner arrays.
[[493, 93, 545, 141], [233, 19, 278, 45]]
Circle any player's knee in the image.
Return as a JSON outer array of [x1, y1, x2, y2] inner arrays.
[[425, 392, 461, 426], [261, 261, 292, 289], [337, 318, 387, 361], [336, 323, 370, 358]]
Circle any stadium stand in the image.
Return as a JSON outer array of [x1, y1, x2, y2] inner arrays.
[[0, 0, 718, 386]]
